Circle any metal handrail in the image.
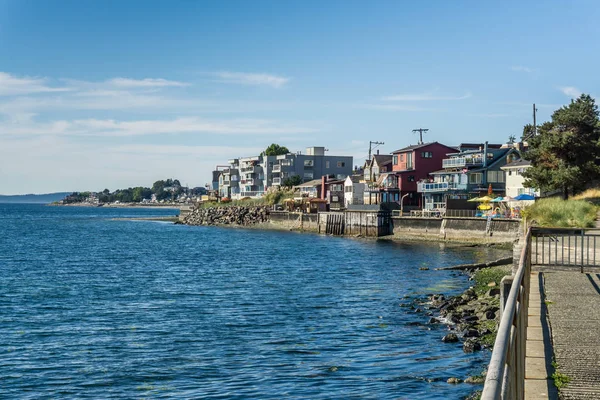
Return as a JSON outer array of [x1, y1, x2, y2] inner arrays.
[[481, 227, 531, 400]]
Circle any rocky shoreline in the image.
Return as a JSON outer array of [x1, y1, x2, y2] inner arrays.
[[181, 205, 270, 226], [399, 266, 507, 392]]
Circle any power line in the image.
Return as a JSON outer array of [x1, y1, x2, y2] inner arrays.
[[368, 141, 385, 161]]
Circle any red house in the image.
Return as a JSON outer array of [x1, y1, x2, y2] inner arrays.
[[392, 142, 457, 208]]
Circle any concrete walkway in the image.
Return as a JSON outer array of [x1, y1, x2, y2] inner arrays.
[[543, 271, 600, 399], [525, 272, 558, 400]]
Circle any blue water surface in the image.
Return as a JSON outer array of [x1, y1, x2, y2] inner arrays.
[[0, 204, 504, 399]]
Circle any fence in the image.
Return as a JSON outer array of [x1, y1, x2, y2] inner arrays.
[[481, 228, 532, 400], [531, 227, 600, 271]]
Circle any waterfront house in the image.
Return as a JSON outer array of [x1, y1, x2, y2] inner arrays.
[[500, 159, 539, 198], [294, 179, 323, 198], [417, 142, 519, 212], [363, 153, 393, 184], [322, 177, 346, 210], [344, 175, 365, 207], [388, 141, 458, 208]]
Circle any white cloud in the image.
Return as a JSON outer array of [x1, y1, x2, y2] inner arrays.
[[0, 72, 71, 96], [212, 71, 290, 88], [560, 86, 582, 98], [0, 116, 320, 137], [381, 92, 472, 101], [106, 77, 189, 88], [359, 103, 433, 112], [510, 66, 535, 73]]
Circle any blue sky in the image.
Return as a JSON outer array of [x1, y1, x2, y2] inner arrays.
[[1, 0, 598, 194]]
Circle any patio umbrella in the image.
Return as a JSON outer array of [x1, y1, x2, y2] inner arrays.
[[514, 193, 535, 201], [467, 197, 482, 202], [490, 196, 504, 203], [477, 196, 493, 202]]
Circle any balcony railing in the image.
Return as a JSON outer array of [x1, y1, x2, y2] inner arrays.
[[273, 165, 281, 172], [442, 155, 484, 169], [241, 166, 257, 173], [223, 180, 230, 185], [240, 179, 255, 185], [424, 202, 446, 210], [273, 178, 281, 185], [418, 182, 468, 192], [239, 191, 265, 198]]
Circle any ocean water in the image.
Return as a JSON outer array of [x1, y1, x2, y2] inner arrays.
[[0, 204, 504, 399]]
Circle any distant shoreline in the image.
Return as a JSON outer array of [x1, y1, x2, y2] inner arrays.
[[49, 203, 183, 210]]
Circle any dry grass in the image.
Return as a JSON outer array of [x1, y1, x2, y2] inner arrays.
[[571, 188, 600, 204], [523, 197, 598, 228]]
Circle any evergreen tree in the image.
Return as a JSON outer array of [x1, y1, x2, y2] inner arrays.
[[523, 94, 600, 199]]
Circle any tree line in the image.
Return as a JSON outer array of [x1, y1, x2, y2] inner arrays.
[[523, 94, 600, 199], [63, 179, 206, 204]]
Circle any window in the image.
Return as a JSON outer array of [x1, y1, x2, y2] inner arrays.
[[304, 159, 314, 167], [393, 155, 398, 165], [421, 151, 433, 158], [337, 161, 345, 167], [469, 173, 483, 184], [408, 175, 415, 182], [508, 170, 512, 176], [326, 161, 330, 168], [345, 186, 352, 193], [487, 171, 505, 183], [400, 154, 404, 162]]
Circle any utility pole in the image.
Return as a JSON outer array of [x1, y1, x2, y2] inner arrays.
[[368, 141, 385, 161], [533, 103, 537, 136], [412, 128, 429, 145]]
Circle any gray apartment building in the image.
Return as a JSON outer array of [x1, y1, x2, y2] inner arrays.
[[218, 146, 353, 199]]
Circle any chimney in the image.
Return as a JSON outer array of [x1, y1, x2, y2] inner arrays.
[[321, 175, 326, 200], [376, 149, 379, 155], [483, 141, 488, 168]]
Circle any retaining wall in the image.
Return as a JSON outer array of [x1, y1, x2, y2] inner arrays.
[[392, 216, 520, 243]]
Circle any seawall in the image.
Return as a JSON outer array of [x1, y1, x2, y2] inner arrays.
[[391, 216, 521, 244], [181, 206, 521, 245]]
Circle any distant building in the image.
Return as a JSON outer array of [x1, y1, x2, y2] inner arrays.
[[218, 146, 353, 199]]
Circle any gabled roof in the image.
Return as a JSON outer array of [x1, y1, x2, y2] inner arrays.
[[392, 142, 433, 153], [372, 154, 393, 166], [392, 141, 458, 154], [345, 175, 363, 184], [500, 159, 531, 169]]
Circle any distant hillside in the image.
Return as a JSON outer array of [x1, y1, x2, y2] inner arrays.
[[0, 192, 71, 204]]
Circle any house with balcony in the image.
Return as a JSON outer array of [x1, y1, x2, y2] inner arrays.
[[417, 142, 519, 211], [500, 159, 539, 198], [389, 142, 458, 208]]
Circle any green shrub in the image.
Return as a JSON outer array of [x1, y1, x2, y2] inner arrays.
[[473, 265, 512, 296], [522, 198, 598, 228]]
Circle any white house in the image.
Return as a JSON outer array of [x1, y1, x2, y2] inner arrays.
[[500, 159, 539, 198], [344, 175, 365, 207]]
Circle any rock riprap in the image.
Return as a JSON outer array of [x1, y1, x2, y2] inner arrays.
[[183, 206, 270, 226]]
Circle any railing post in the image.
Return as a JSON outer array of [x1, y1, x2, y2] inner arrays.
[[500, 276, 514, 318]]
